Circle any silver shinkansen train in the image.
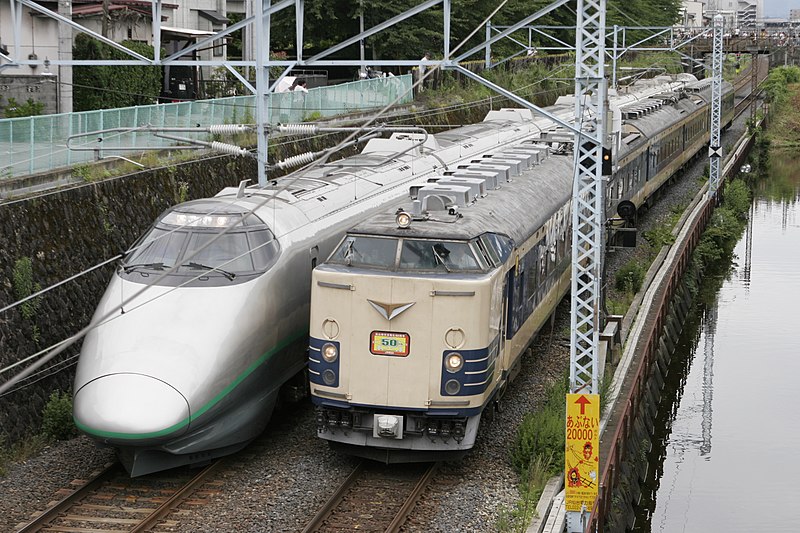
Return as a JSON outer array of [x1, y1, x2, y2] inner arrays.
[[73, 97, 604, 476], [309, 75, 734, 462]]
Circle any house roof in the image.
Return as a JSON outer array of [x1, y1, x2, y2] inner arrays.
[[196, 9, 229, 25]]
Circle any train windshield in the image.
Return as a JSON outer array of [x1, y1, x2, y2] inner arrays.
[[120, 211, 279, 286], [328, 235, 399, 269], [399, 239, 482, 272], [328, 235, 485, 272]]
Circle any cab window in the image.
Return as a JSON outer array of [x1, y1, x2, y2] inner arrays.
[[399, 239, 481, 272], [328, 235, 399, 268]]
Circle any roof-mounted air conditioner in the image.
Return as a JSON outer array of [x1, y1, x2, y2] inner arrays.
[[417, 184, 472, 208]]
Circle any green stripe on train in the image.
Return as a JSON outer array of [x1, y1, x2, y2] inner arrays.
[[74, 329, 307, 440]]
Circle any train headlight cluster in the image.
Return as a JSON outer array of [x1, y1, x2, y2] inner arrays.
[[444, 352, 464, 373], [322, 342, 339, 363]]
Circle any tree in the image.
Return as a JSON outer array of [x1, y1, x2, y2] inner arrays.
[[72, 34, 162, 111], [261, 0, 682, 64]]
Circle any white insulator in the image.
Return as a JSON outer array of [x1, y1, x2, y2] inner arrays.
[[210, 141, 249, 156], [274, 152, 317, 170], [208, 124, 249, 135], [277, 124, 319, 135]]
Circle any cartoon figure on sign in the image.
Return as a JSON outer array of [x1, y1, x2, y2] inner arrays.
[[568, 467, 581, 487], [583, 441, 593, 461]]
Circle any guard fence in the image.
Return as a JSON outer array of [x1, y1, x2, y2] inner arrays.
[[0, 75, 412, 178]]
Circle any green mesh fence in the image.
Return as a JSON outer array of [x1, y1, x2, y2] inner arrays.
[[0, 75, 412, 179]]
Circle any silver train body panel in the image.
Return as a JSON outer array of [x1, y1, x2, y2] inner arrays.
[[73, 103, 594, 475], [309, 76, 735, 462]]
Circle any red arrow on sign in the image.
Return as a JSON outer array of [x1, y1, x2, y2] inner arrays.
[[574, 395, 591, 415]]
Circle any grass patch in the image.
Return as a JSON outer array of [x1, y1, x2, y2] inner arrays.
[[0, 390, 78, 477], [498, 376, 569, 531]]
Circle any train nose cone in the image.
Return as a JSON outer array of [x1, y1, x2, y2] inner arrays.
[[74, 373, 190, 443]]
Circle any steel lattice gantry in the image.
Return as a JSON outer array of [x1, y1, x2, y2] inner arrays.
[[569, 0, 606, 398], [708, 14, 724, 196]]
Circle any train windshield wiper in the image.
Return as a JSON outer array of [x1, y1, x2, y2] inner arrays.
[[185, 261, 236, 280], [431, 246, 452, 273], [123, 262, 171, 273]]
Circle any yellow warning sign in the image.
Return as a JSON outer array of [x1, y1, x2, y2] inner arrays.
[[565, 393, 600, 513]]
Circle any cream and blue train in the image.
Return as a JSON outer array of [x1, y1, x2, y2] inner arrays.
[[309, 75, 734, 462], [72, 94, 604, 476]]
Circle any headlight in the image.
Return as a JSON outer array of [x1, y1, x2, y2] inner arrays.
[[445, 379, 461, 395], [322, 343, 338, 362], [396, 210, 412, 229], [445, 352, 463, 373], [322, 369, 337, 386]]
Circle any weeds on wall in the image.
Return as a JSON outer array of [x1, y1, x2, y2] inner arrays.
[[12, 257, 41, 320]]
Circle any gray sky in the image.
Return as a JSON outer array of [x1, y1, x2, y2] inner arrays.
[[764, 0, 800, 18]]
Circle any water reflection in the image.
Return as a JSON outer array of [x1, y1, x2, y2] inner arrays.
[[632, 150, 800, 532]]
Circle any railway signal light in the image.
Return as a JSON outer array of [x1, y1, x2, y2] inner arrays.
[[602, 147, 613, 176]]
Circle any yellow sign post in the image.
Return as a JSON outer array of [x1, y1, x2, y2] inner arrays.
[[565, 393, 600, 513]]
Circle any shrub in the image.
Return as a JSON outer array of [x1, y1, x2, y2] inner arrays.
[[615, 260, 646, 294], [4, 97, 45, 118], [511, 377, 568, 477], [73, 35, 162, 111], [41, 391, 78, 441]]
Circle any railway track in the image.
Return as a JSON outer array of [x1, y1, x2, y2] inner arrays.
[[302, 461, 439, 533], [14, 460, 223, 533]]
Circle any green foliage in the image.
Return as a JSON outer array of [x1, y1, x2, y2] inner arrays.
[[268, 0, 681, 64], [0, 434, 48, 477], [642, 225, 675, 250], [303, 111, 324, 122], [73, 34, 162, 111], [177, 180, 190, 203], [762, 66, 800, 108], [497, 453, 555, 532], [615, 260, 646, 293], [12, 257, 41, 320], [41, 391, 78, 441], [693, 179, 750, 271], [4, 97, 45, 118], [511, 377, 568, 478]]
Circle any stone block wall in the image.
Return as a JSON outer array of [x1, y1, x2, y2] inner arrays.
[[0, 154, 255, 444]]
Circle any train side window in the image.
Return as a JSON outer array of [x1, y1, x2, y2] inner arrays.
[[481, 233, 514, 263], [475, 237, 499, 267], [248, 229, 280, 271]]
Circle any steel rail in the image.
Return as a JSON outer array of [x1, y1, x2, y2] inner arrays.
[[15, 460, 222, 533], [302, 461, 439, 533], [300, 461, 366, 533], [16, 462, 121, 532], [385, 462, 440, 533], [130, 460, 222, 532]]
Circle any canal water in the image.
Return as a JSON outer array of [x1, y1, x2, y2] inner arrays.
[[632, 150, 800, 532]]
